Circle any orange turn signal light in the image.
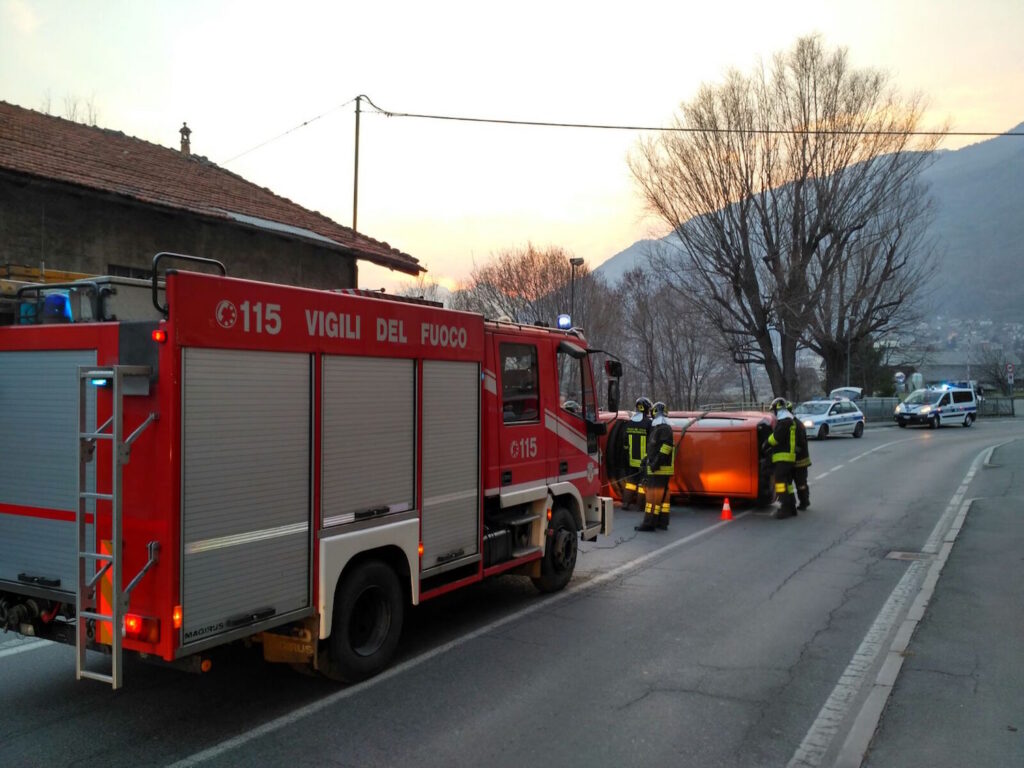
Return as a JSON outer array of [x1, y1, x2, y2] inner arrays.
[[172, 604, 183, 629]]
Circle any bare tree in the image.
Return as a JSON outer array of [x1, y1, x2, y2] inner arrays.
[[394, 273, 449, 305], [614, 268, 660, 399], [973, 345, 1015, 395], [804, 177, 938, 391], [449, 244, 622, 406], [630, 34, 943, 400], [39, 92, 100, 125], [615, 267, 732, 409], [449, 243, 579, 323]]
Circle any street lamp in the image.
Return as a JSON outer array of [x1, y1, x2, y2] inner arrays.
[[569, 257, 584, 325]]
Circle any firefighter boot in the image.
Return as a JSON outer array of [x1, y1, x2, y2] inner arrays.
[[772, 482, 796, 519], [657, 502, 670, 530], [622, 482, 637, 511], [797, 486, 810, 511], [634, 503, 656, 531]]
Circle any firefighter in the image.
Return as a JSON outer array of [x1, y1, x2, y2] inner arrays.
[[621, 396, 653, 511], [636, 401, 676, 531], [765, 397, 798, 519], [793, 401, 812, 510]]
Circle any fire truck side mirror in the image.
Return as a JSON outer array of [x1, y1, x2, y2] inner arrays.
[[606, 378, 620, 413], [604, 360, 622, 412]]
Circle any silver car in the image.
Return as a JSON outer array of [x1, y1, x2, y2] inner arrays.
[[793, 398, 865, 440]]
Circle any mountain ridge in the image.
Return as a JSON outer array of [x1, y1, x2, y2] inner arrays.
[[595, 124, 1024, 321]]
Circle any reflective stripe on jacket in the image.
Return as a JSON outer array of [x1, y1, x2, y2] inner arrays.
[[767, 417, 796, 463], [794, 420, 812, 468], [625, 418, 650, 468], [646, 422, 676, 476]]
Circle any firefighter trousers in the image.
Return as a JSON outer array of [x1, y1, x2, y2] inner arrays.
[[772, 462, 797, 519], [621, 468, 646, 510], [794, 464, 810, 510], [638, 475, 670, 530]]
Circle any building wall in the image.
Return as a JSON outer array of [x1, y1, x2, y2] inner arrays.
[[0, 176, 358, 289]]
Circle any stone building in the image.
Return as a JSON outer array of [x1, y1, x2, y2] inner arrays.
[[0, 101, 422, 287]]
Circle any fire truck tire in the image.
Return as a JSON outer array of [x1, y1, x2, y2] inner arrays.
[[327, 560, 404, 683], [532, 506, 578, 594]]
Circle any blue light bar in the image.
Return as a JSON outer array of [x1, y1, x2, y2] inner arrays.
[[90, 378, 109, 387], [556, 314, 572, 330]]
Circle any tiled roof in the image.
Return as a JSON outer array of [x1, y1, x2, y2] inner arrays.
[[0, 101, 422, 275]]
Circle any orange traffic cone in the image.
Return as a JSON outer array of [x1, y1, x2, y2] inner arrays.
[[720, 497, 733, 520]]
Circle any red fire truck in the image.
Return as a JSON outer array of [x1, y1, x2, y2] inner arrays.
[[0, 254, 618, 688]]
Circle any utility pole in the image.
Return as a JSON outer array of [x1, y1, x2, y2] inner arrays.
[[353, 95, 361, 232]]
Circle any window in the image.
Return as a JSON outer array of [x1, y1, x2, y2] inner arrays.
[[557, 348, 595, 421], [952, 390, 974, 404], [500, 343, 539, 424], [107, 264, 153, 280]]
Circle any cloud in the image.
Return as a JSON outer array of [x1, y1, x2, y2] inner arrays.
[[4, 0, 39, 34]]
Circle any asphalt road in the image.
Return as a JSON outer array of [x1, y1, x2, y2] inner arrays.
[[1, 417, 1022, 767]]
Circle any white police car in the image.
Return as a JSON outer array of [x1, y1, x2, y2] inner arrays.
[[893, 385, 977, 428], [793, 398, 865, 439]]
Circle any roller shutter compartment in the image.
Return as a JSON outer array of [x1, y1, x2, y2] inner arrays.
[[0, 350, 96, 595], [420, 360, 480, 574], [321, 356, 415, 528], [180, 348, 311, 647]]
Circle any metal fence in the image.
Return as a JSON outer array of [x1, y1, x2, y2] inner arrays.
[[979, 397, 1016, 417], [699, 396, 1016, 420], [859, 397, 900, 421]]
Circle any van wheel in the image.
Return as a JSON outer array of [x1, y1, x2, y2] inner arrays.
[[817, 424, 829, 440], [930, 415, 939, 429], [326, 560, 404, 683], [756, 462, 777, 507], [853, 422, 864, 438], [963, 414, 973, 427], [532, 506, 578, 594]]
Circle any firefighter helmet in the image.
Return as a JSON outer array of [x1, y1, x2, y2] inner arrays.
[[768, 397, 788, 413], [652, 401, 668, 418], [635, 397, 653, 415]]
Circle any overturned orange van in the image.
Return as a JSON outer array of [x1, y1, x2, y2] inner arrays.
[[601, 410, 776, 507]]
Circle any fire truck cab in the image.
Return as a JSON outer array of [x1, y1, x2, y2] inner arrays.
[[0, 254, 616, 687]]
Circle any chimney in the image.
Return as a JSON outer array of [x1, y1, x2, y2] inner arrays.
[[179, 121, 192, 155]]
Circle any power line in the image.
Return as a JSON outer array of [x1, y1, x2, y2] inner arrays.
[[361, 95, 1022, 139], [224, 98, 357, 163], [224, 94, 1022, 164]]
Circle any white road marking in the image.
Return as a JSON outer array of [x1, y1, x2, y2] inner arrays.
[[811, 435, 930, 482], [787, 441, 1005, 768], [167, 511, 751, 767], [0, 639, 49, 659]]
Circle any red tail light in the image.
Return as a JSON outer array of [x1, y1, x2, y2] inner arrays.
[[151, 328, 168, 343], [123, 613, 160, 643]]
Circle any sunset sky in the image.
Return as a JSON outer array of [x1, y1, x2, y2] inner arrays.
[[2, 0, 1021, 291]]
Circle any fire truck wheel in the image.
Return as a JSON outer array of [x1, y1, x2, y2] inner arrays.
[[327, 560, 404, 683], [532, 506, 578, 594]]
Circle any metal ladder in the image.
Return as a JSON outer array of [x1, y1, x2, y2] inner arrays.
[[76, 365, 157, 689]]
